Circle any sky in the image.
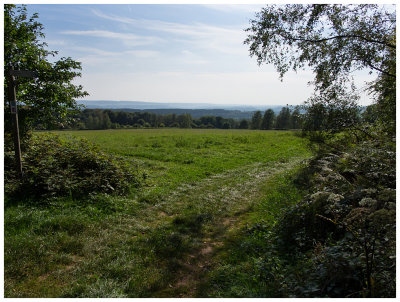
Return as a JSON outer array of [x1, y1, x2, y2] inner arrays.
[[24, 3, 375, 106]]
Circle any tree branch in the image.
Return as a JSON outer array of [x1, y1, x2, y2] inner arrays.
[[363, 60, 396, 78], [287, 34, 396, 50]]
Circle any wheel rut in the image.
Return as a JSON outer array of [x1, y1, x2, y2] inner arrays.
[[153, 158, 303, 297]]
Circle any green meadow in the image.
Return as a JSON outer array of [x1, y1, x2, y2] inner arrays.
[[4, 128, 311, 297]]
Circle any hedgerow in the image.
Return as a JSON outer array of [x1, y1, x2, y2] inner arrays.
[[258, 137, 395, 297]]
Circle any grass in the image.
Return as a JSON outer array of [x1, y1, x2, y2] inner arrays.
[[4, 128, 311, 297], [196, 167, 308, 297]]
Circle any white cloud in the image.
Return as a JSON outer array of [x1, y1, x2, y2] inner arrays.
[[91, 10, 248, 55], [200, 4, 264, 14], [70, 46, 120, 56], [180, 50, 208, 65], [125, 50, 160, 58], [61, 30, 163, 46], [46, 39, 67, 46]]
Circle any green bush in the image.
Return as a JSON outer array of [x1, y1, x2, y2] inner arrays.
[[265, 138, 396, 297], [5, 134, 142, 199]]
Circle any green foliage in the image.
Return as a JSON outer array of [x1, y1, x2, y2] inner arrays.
[[250, 111, 263, 129], [261, 109, 275, 130], [246, 4, 395, 138], [4, 4, 88, 147], [239, 119, 249, 129], [4, 134, 141, 200], [275, 106, 291, 129], [202, 134, 395, 297], [303, 83, 361, 133], [267, 139, 395, 297], [290, 106, 303, 129], [76, 109, 252, 130], [239, 4, 396, 298], [245, 4, 395, 89]]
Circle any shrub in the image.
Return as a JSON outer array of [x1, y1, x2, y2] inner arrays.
[[267, 138, 396, 297], [5, 134, 142, 200]]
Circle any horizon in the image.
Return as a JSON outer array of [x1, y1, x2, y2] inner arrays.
[[27, 4, 374, 106], [79, 99, 290, 106]]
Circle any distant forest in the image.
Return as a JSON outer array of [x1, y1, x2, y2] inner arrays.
[[65, 106, 305, 130], [104, 108, 265, 119]]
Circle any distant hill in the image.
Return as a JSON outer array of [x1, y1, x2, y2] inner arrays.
[[78, 100, 286, 119]]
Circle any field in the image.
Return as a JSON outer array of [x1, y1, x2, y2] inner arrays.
[[4, 128, 311, 297]]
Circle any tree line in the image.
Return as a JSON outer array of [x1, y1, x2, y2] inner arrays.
[[64, 105, 307, 130]]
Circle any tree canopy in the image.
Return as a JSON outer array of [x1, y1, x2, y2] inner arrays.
[[245, 4, 395, 88], [250, 110, 263, 129], [261, 109, 275, 130], [4, 4, 88, 144], [245, 4, 395, 135]]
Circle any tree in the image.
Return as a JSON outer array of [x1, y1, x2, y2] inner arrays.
[[261, 109, 275, 130], [102, 113, 112, 129], [177, 114, 192, 128], [251, 111, 262, 129], [276, 106, 291, 129], [245, 4, 395, 134], [215, 116, 224, 128], [362, 104, 379, 124], [4, 5, 88, 147], [239, 119, 249, 129], [290, 106, 303, 129], [302, 83, 362, 147]]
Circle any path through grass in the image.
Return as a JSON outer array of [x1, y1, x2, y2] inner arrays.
[[4, 129, 310, 297]]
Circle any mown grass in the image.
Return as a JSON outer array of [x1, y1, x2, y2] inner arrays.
[[4, 128, 311, 297], [196, 167, 308, 297], [58, 129, 308, 200]]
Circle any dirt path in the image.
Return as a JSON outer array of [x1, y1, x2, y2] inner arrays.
[[154, 158, 304, 297]]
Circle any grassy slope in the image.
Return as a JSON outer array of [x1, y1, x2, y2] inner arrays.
[[4, 129, 310, 297]]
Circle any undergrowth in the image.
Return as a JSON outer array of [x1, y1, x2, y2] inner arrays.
[[4, 133, 142, 201], [201, 133, 395, 298]]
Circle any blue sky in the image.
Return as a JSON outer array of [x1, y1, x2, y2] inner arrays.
[[25, 4, 374, 106]]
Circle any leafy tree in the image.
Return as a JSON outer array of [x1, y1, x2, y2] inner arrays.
[[102, 113, 112, 129], [251, 110, 262, 129], [362, 104, 379, 124], [244, 5, 396, 298], [199, 116, 216, 128], [4, 5, 88, 147], [368, 36, 396, 135], [302, 83, 362, 147], [276, 106, 291, 129], [239, 119, 249, 129], [245, 4, 395, 135], [221, 122, 230, 129], [177, 113, 192, 128], [261, 109, 275, 130], [290, 106, 303, 129], [215, 116, 224, 128]]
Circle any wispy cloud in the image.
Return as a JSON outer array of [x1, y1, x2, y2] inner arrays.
[[70, 46, 120, 56], [124, 50, 160, 58], [200, 4, 263, 14], [61, 30, 163, 46], [74, 48, 161, 67], [181, 50, 208, 65], [91, 9, 248, 55]]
